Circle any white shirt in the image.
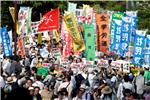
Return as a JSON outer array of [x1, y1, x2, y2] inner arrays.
[[32, 81, 44, 90], [111, 76, 117, 83], [88, 73, 95, 87], [117, 82, 134, 100], [58, 82, 73, 99], [0, 76, 5, 88]]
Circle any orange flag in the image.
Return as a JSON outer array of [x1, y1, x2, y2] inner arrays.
[[96, 13, 110, 53]]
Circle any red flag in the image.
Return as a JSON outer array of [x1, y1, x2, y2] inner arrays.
[[37, 8, 59, 32]]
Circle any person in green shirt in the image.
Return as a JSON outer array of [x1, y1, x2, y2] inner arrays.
[[37, 67, 49, 79], [144, 66, 150, 83]]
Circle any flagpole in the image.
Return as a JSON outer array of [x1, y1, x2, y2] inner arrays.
[[13, 1, 17, 55]]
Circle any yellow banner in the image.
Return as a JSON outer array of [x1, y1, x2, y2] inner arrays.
[[53, 29, 59, 43], [16, 22, 20, 35], [38, 33, 42, 44], [9, 7, 21, 35], [64, 12, 85, 53], [9, 7, 15, 22]]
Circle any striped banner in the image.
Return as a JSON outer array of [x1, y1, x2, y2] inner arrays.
[[64, 12, 85, 53]]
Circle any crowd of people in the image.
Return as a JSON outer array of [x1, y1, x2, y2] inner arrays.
[[0, 41, 150, 100]]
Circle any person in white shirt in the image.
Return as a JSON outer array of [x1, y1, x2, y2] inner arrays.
[[58, 75, 73, 99], [132, 70, 145, 99], [32, 75, 44, 90], [117, 75, 135, 100]]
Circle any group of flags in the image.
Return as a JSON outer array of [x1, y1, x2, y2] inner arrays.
[[0, 2, 150, 66]]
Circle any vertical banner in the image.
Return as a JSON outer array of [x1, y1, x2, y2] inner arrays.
[[132, 30, 146, 66], [9, 7, 15, 22], [8, 30, 12, 46], [60, 20, 68, 40], [76, 9, 84, 23], [61, 20, 71, 57], [126, 11, 137, 48], [0, 27, 12, 57], [96, 13, 110, 53], [144, 35, 150, 66], [18, 7, 30, 35], [64, 12, 85, 53], [83, 24, 95, 61], [17, 37, 25, 58], [84, 8, 93, 24], [113, 20, 122, 55], [63, 34, 72, 57], [43, 31, 49, 40], [31, 21, 40, 34], [126, 11, 137, 36], [109, 12, 124, 51], [27, 8, 32, 33], [119, 17, 131, 57], [53, 29, 59, 43], [37, 33, 42, 44], [68, 2, 77, 14]]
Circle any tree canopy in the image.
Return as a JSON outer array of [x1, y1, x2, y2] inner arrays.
[[1, 1, 150, 34]]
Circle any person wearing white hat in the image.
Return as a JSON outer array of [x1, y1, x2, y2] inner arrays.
[[100, 85, 112, 100], [79, 84, 92, 100]]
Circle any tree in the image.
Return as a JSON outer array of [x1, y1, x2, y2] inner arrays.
[[1, 1, 150, 33]]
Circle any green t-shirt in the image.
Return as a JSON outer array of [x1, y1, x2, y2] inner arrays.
[[37, 67, 49, 78], [144, 71, 150, 80]]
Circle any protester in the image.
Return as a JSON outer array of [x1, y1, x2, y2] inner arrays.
[[1, 35, 150, 100], [133, 70, 145, 99], [117, 75, 135, 100]]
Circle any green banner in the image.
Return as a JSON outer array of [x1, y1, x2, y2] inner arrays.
[[83, 24, 95, 61], [112, 12, 124, 20], [110, 12, 124, 51]]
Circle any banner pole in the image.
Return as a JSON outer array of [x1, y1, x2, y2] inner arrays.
[[13, 1, 17, 55]]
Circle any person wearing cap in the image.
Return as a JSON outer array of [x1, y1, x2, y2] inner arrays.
[[100, 85, 112, 100], [28, 87, 34, 96], [79, 84, 93, 100]]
